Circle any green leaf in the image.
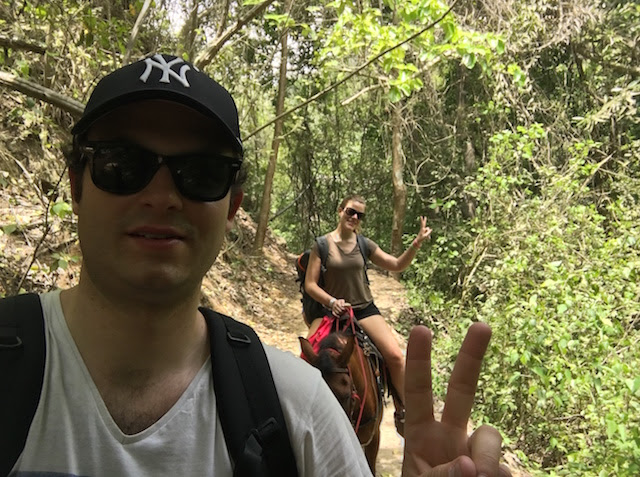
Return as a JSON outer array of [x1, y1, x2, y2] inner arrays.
[[462, 53, 476, 69], [2, 224, 17, 235], [626, 377, 640, 394], [532, 366, 546, 378], [389, 86, 402, 103], [442, 22, 455, 42], [51, 201, 72, 219]]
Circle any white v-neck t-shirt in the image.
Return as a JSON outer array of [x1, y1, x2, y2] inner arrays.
[[10, 290, 372, 476]]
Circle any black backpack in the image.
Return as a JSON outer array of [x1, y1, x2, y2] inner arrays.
[[295, 235, 370, 321], [0, 294, 298, 477]]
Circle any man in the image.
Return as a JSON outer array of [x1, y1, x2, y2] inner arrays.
[[6, 54, 510, 476]]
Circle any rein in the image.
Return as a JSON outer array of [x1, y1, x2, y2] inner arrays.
[[328, 310, 372, 436], [319, 310, 383, 446]]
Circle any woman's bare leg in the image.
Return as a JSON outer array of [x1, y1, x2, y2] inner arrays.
[[306, 317, 325, 338], [356, 314, 405, 404]]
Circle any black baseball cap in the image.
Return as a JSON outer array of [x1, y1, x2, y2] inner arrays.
[[71, 53, 243, 158]]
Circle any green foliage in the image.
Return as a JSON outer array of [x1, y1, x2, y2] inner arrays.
[[405, 122, 640, 474]]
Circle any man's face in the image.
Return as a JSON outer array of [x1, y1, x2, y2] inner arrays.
[[72, 100, 241, 305]]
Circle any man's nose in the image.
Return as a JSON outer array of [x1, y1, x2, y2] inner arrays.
[[138, 165, 183, 210]]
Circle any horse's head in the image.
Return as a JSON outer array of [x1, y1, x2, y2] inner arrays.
[[300, 332, 356, 414]]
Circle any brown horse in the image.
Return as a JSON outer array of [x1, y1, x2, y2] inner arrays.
[[300, 330, 384, 473]]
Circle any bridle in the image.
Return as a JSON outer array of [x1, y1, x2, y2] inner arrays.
[[323, 348, 359, 424]]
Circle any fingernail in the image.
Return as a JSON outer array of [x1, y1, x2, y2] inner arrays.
[[448, 463, 460, 477]]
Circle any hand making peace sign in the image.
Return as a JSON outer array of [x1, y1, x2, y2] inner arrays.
[[414, 216, 432, 248], [402, 323, 512, 477]]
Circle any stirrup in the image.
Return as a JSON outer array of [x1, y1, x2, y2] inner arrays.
[[394, 408, 405, 437]]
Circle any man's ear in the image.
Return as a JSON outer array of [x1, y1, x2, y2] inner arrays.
[[69, 169, 81, 214], [226, 190, 244, 232]]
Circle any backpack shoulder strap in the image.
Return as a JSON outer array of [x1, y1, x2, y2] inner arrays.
[[201, 308, 298, 477], [316, 235, 329, 270], [0, 293, 46, 477], [356, 234, 371, 285]]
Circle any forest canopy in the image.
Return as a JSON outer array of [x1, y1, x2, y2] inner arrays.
[[0, 0, 638, 475]]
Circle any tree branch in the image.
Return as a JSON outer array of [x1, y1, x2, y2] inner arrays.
[[123, 0, 153, 64], [194, 0, 276, 69], [0, 35, 46, 54], [0, 71, 84, 116], [245, 0, 458, 140], [340, 84, 381, 106], [574, 44, 640, 78]]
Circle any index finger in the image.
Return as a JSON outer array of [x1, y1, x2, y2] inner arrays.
[[405, 325, 435, 427], [441, 322, 491, 429]]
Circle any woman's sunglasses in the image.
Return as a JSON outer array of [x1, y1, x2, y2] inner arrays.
[[78, 141, 242, 202], [344, 207, 365, 220]]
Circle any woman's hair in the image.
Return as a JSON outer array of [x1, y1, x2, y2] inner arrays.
[[338, 194, 366, 210], [63, 138, 247, 201]]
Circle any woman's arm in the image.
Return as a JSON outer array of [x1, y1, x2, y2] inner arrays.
[[369, 216, 432, 273]]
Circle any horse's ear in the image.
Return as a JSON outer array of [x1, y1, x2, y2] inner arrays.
[[299, 337, 319, 365], [337, 335, 355, 367]]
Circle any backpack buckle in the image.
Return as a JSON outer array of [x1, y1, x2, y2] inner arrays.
[[227, 330, 251, 345], [253, 417, 280, 446], [0, 327, 23, 349]]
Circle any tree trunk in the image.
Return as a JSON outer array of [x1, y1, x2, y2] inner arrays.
[[390, 102, 407, 263], [178, 0, 200, 60], [458, 65, 477, 219], [253, 2, 290, 252]]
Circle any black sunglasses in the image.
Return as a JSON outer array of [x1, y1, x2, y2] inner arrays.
[[78, 141, 242, 202], [344, 207, 365, 220]]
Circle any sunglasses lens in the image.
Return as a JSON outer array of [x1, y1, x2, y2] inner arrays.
[[170, 155, 238, 201], [345, 207, 365, 220], [89, 144, 156, 195], [84, 143, 240, 202]]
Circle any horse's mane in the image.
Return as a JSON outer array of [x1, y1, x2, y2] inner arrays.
[[318, 331, 350, 351], [315, 331, 352, 375]]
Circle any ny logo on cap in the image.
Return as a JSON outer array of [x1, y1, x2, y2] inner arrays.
[[139, 54, 192, 87]]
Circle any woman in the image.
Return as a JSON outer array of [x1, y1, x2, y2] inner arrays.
[[304, 194, 431, 434]]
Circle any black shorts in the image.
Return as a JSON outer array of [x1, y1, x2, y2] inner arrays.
[[352, 302, 381, 320], [304, 302, 381, 325]]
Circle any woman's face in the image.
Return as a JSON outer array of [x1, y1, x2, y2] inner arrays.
[[339, 200, 366, 231]]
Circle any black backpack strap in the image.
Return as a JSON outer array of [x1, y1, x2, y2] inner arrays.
[[356, 234, 371, 285], [201, 308, 298, 477], [316, 235, 329, 275], [0, 293, 46, 477]]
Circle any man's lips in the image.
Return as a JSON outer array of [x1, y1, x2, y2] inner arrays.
[[126, 225, 186, 240]]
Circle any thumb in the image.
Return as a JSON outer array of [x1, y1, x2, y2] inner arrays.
[[420, 456, 476, 477]]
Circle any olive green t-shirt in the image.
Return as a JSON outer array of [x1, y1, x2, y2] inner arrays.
[[312, 234, 378, 311]]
